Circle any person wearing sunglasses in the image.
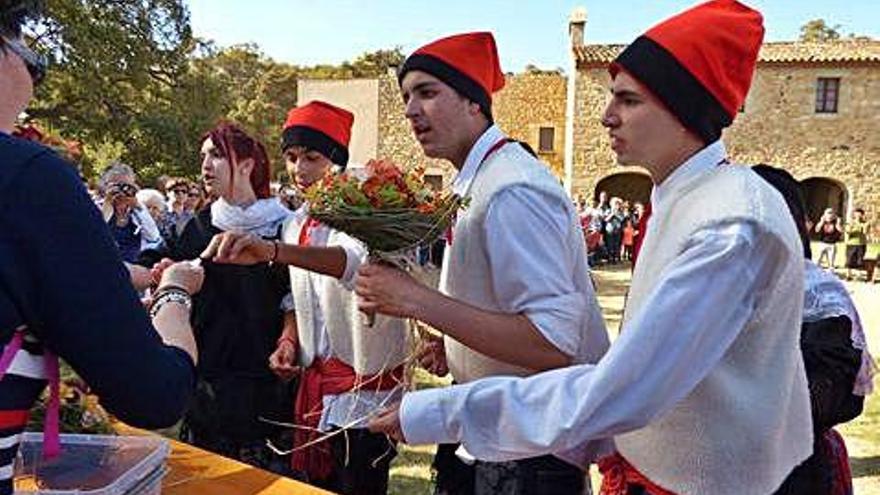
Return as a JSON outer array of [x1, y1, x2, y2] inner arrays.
[[0, 4, 202, 494], [161, 177, 195, 251]]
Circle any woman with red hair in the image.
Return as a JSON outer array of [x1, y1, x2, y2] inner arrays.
[[162, 122, 295, 471]]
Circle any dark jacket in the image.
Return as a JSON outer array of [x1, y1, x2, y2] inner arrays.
[[171, 208, 293, 443], [0, 133, 195, 427]]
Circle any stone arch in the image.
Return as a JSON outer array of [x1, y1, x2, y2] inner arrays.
[[801, 176, 848, 226], [594, 172, 653, 206]]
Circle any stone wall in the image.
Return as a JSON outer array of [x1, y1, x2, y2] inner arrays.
[[728, 64, 880, 231], [376, 72, 568, 187], [570, 63, 880, 233], [568, 67, 618, 197], [376, 74, 452, 183], [493, 73, 567, 177]]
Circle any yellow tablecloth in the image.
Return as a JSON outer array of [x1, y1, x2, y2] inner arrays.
[[114, 424, 333, 495]]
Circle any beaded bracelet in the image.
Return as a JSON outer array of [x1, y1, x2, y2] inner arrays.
[[148, 287, 192, 319]]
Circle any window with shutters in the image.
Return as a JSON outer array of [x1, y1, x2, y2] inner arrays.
[[815, 77, 840, 113], [538, 127, 555, 153]]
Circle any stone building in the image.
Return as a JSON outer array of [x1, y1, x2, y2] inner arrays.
[[566, 9, 880, 229], [296, 16, 878, 230], [298, 71, 567, 188]]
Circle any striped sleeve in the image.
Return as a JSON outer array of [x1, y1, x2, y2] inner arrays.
[[0, 368, 47, 494]]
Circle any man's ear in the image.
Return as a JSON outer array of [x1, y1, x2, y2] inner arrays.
[[466, 99, 483, 117]]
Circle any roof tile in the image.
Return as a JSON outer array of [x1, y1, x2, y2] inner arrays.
[[573, 40, 880, 66]]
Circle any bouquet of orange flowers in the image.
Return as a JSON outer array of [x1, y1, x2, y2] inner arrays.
[[305, 159, 464, 257]]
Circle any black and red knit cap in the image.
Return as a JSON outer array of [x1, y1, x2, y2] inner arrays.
[[281, 101, 354, 168], [398, 32, 505, 119], [611, 0, 764, 144]]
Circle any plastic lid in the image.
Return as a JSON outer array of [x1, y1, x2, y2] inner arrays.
[[14, 433, 169, 494]]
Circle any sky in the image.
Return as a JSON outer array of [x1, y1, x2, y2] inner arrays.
[[188, 1, 879, 72]]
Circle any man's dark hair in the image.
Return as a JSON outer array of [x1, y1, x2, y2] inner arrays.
[[855, 208, 865, 215], [752, 164, 812, 259]]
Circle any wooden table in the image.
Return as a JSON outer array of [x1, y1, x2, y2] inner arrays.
[[114, 424, 333, 494]]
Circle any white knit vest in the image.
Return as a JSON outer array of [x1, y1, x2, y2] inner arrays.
[[615, 164, 812, 495], [282, 222, 409, 376], [442, 143, 607, 383]]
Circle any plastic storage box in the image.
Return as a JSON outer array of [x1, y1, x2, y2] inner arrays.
[[13, 433, 169, 495]]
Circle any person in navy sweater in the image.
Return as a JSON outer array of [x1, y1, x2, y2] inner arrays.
[[0, 3, 201, 493]]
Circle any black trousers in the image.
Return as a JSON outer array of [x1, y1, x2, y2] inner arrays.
[[845, 244, 867, 269], [433, 443, 585, 495], [307, 427, 397, 495]]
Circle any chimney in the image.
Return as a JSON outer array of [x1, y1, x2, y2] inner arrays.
[[569, 7, 587, 47]]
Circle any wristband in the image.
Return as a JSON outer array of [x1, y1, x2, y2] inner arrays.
[[149, 288, 192, 318]]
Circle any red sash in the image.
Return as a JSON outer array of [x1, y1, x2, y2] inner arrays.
[[291, 357, 403, 480], [598, 453, 678, 495]]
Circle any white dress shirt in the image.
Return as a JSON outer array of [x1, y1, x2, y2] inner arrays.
[[399, 142, 791, 462], [448, 124, 608, 361]]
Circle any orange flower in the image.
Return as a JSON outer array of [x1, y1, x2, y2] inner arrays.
[[416, 203, 436, 214]]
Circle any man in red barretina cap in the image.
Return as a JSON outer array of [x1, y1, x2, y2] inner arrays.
[[203, 101, 409, 494], [355, 32, 611, 494], [365, 2, 814, 495]]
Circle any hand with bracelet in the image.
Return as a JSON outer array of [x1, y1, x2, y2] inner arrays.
[[153, 260, 204, 300], [148, 261, 204, 363], [202, 231, 349, 280]]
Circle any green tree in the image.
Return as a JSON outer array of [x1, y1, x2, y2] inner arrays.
[[348, 47, 404, 76], [25, 0, 225, 183], [523, 64, 563, 75], [20, 1, 408, 183], [191, 43, 298, 173], [298, 46, 405, 79], [799, 19, 842, 42]]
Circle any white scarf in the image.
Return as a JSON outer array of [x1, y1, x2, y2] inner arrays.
[[803, 259, 876, 395], [210, 196, 291, 238]]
